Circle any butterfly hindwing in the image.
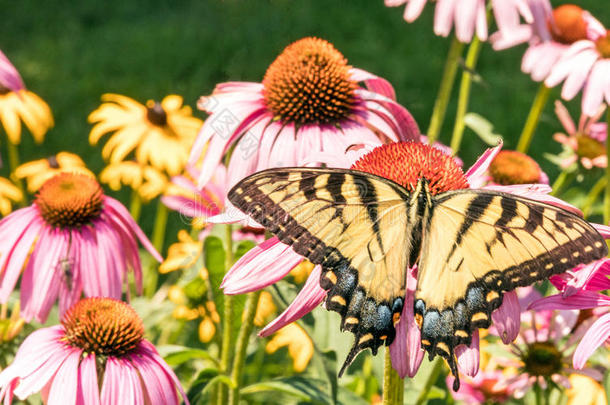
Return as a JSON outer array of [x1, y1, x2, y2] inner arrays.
[[229, 168, 414, 372], [415, 189, 607, 385]]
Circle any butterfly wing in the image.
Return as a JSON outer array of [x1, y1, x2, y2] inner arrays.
[[229, 168, 414, 372], [415, 189, 607, 387]]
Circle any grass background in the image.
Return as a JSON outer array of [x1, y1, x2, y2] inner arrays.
[[0, 0, 608, 234]]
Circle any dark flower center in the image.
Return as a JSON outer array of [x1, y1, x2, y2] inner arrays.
[[576, 133, 606, 160], [488, 150, 542, 185], [0, 84, 10, 95], [47, 155, 60, 169], [549, 5, 588, 44], [146, 101, 168, 127], [62, 298, 144, 357], [523, 341, 563, 377], [351, 142, 469, 194], [35, 173, 103, 228], [595, 31, 610, 58], [262, 37, 357, 126]]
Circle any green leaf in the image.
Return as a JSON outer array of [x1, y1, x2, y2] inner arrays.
[[187, 368, 235, 404], [157, 345, 219, 368], [235, 239, 256, 261], [241, 377, 330, 404], [464, 113, 503, 145]]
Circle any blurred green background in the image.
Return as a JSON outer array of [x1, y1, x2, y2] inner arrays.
[[1, 0, 608, 232]]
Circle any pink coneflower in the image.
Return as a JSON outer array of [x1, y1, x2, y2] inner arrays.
[[385, 0, 533, 43], [0, 172, 161, 323], [0, 298, 187, 404], [495, 288, 603, 397], [221, 141, 584, 380], [492, 3, 592, 83], [546, 13, 610, 115], [189, 37, 420, 191], [553, 101, 608, 169], [446, 368, 515, 404], [530, 258, 610, 370]]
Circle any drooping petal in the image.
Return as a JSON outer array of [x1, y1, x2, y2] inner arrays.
[[77, 354, 100, 405], [259, 265, 326, 337], [491, 290, 520, 344], [456, 329, 480, 377], [130, 349, 181, 405], [45, 347, 80, 405], [222, 237, 303, 295], [529, 290, 610, 311], [390, 266, 424, 378], [465, 141, 503, 187], [573, 313, 610, 369]]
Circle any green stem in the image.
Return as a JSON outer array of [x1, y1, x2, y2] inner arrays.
[[450, 36, 483, 155], [517, 84, 551, 154], [605, 108, 610, 224], [534, 383, 543, 405], [129, 190, 142, 223], [415, 358, 444, 405], [583, 176, 606, 218], [151, 200, 169, 253], [426, 37, 465, 145], [6, 142, 25, 200], [382, 347, 404, 405], [217, 224, 234, 405], [550, 170, 575, 196], [229, 290, 261, 405]]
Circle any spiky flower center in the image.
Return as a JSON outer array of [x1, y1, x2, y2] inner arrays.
[[523, 341, 563, 377], [549, 5, 588, 44], [488, 150, 542, 185], [595, 31, 610, 58], [351, 142, 469, 194], [262, 37, 357, 125], [576, 133, 606, 159], [62, 298, 144, 357], [146, 101, 168, 127], [35, 173, 103, 228]]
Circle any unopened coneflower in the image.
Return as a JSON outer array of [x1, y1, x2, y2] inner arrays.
[[89, 94, 203, 176], [0, 298, 188, 404], [0, 49, 53, 145], [553, 101, 608, 169], [15, 152, 94, 193], [189, 36, 420, 194], [0, 172, 161, 322]]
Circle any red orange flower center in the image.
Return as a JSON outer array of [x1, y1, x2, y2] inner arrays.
[[62, 298, 144, 357], [523, 341, 563, 377], [35, 173, 103, 228], [488, 150, 542, 185], [595, 31, 610, 58], [549, 5, 588, 44], [146, 100, 168, 127], [576, 133, 606, 160], [351, 142, 468, 194], [262, 37, 357, 125]]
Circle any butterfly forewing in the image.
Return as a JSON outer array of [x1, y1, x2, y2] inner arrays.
[[229, 168, 414, 372], [415, 189, 607, 385]]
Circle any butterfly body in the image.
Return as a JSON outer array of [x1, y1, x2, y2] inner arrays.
[[229, 167, 607, 389]]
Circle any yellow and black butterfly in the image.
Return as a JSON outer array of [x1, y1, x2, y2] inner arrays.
[[228, 167, 607, 390]]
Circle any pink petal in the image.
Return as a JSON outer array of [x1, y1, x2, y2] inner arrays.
[[465, 141, 503, 186], [573, 313, 610, 369], [46, 347, 80, 405], [131, 349, 181, 405], [434, 0, 457, 38], [390, 266, 424, 378], [405, 0, 428, 22], [491, 291, 520, 344], [221, 238, 303, 295], [560, 51, 599, 100], [554, 100, 576, 135], [593, 223, 610, 239], [0, 50, 24, 92], [136, 341, 188, 404], [529, 290, 610, 311], [582, 60, 610, 116], [350, 68, 396, 100], [77, 354, 100, 405], [563, 259, 610, 295], [101, 358, 144, 405], [13, 342, 71, 399], [456, 329, 480, 377], [454, 0, 479, 42], [259, 265, 326, 337], [545, 43, 596, 88]]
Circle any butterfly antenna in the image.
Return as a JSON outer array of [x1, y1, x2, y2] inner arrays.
[[338, 343, 361, 377]]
